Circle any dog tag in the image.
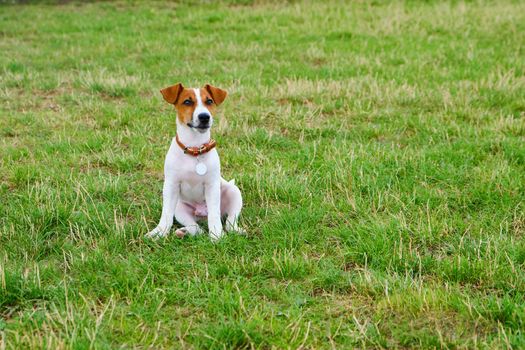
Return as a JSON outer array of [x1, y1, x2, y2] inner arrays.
[[195, 162, 207, 176]]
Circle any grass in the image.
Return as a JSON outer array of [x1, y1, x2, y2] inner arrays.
[[1, 0, 525, 348]]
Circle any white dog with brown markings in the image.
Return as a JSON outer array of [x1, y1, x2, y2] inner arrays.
[[146, 83, 243, 241]]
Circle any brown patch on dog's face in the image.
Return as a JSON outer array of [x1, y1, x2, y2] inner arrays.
[[204, 84, 228, 106], [174, 89, 197, 124], [199, 88, 218, 115], [160, 83, 196, 124]]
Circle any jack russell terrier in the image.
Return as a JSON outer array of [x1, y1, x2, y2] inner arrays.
[[146, 83, 243, 241]]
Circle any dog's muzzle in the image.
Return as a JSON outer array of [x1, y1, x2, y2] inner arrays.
[[187, 113, 212, 133]]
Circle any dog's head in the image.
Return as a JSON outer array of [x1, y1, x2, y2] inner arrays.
[[160, 83, 227, 133]]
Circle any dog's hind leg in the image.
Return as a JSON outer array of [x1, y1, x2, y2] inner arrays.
[[174, 202, 203, 238], [221, 179, 244, 234]]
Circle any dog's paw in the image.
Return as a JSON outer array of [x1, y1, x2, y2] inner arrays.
[[145, 225, 171, 240], [174, 225, 203, 238], [234, 227, 247, 235], [209, 230, 224, 242], [175, 228, 188, 238], [225, 223, 246, 235]]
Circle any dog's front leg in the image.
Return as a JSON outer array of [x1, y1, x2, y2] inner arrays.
[[205, 180, 223, 241], [146, 171, 180, 239]]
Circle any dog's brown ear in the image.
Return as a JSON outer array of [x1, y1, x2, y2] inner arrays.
[[205, 84, 228, 106], [160, 83, 184, 104]]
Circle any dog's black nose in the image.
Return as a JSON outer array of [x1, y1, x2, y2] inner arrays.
[[198, 113, 211, 123]]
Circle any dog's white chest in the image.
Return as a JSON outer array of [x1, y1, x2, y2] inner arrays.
[[164, 137, 221, 206], [180, 181, 205, 203]]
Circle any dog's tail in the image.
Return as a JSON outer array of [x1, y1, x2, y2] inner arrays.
[[221, 178, 236, 186]]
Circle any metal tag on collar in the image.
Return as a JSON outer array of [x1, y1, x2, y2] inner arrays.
[[195, 158, 207, 176]]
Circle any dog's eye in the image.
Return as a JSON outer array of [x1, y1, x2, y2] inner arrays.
[[205, 98, 214, 105], [183, 99, 193, 106]]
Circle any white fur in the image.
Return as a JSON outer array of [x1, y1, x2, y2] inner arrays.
[[192, 88, 212, 127], [146, 89, 243, 241]]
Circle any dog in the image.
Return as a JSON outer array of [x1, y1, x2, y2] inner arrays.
[[146, 83, 243, 241]]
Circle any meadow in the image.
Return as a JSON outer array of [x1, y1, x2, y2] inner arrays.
[[1, 0, 525, 348]]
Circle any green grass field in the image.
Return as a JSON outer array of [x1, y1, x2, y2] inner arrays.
[[1, 0, 525, 348]]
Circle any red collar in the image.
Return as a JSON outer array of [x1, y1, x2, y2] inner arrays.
[[175, 134, 217, 156]]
